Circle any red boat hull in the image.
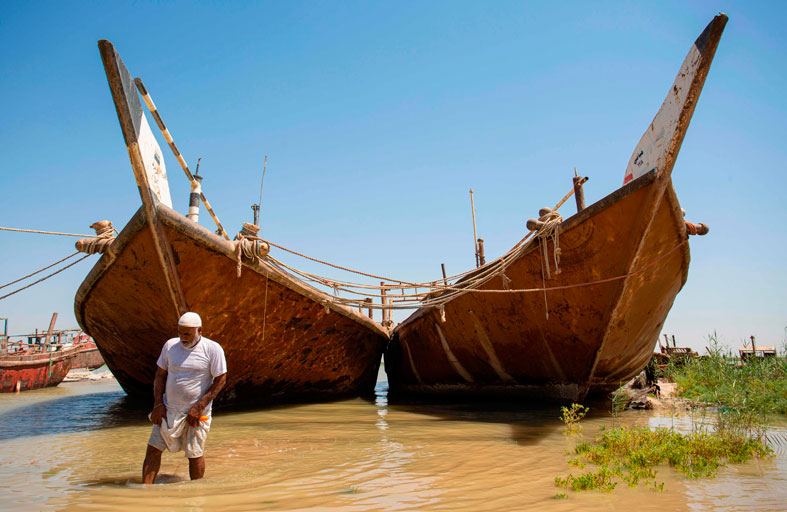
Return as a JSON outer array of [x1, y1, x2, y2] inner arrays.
[[0, 348, 77, 392]]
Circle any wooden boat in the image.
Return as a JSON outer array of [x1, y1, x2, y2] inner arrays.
[[0, 318, 79, 392], [74, 41, 388, 407], [71, 335, 105, 370], [385, 15, 728, 402], [0, 348, 78, 392]]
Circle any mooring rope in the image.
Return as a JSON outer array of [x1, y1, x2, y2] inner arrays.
[[259, 238, 419, 286], [0, 252, 81, 291], [0, 226, 99, 238], [0, 254, 92, 302], [324, 239, 688, 311]]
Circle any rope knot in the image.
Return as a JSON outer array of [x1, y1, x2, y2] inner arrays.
[[76, 220, 116, 255], [531, 207, 563, 280], [234, 234, 271, 277]]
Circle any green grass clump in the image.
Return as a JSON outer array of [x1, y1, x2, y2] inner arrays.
[[664, 334, 787, 416], [555, 424, 771, 493], [560, 404, 589, 435]]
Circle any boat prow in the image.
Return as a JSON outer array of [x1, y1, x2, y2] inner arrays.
[[75, 41, 388, 407], [386, 15, 727, 402]]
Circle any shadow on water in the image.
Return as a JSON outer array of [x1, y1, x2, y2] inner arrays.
[[377, 381, 566, 446], [0, 391, 149, 441]]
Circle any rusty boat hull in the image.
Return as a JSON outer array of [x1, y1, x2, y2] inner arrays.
[[76, 39, 389, 408], [385, 15, 727, 402], [387, 171, 687, 401], [75, 206, 389, 407], [71, 342, 105, 370], [0, 347, 77, 392], [75, 205, 387, 405]]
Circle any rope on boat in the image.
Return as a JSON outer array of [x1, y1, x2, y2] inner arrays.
[[0, 254, 92, 302], [259, 238, 420, 286], [74, 221, 116, 255], [529, 208, 564, 319], [0, 226, 100, 238], [0, 181, 685, 316], [0, 252, 81, 291], [318, 239, 689, 311]]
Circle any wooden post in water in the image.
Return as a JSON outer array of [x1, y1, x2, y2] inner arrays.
[[470, 189, 480, 267]]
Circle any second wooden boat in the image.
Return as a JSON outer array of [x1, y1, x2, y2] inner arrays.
[[385, 14, 727, 402]]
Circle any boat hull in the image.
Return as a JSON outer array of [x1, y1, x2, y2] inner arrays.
[[386, 172, 689, 402], [72, 344, 105, 370], [0, 348, 77, 392], [75, 205, 389, 407]]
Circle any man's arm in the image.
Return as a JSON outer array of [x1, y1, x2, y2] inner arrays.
[[150, 367, 168, 425], [187, 373, 227, 427]]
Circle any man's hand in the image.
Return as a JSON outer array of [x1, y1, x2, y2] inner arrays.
[[186, 373, 226, 427], [186, 403, 203, 427], [150, 403, 166, 426], [151, 366, 168, 427]]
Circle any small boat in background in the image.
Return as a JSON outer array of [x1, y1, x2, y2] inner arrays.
[[70, 334, 105, 370], [0, 315, 79, 392], [385, 14, 727, 402]]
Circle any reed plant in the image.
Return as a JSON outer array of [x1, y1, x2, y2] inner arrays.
[[555, 332, 784, 494], [555, 424, 771, 493], [664, 332, 787, 416]]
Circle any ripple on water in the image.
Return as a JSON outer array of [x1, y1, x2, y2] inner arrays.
[[0, 379, 785, 511]]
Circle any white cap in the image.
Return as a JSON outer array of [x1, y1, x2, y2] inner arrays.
[[178, 312, 202, 328]]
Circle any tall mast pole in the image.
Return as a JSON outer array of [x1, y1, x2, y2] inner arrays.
[[470, 188, 479, 267]]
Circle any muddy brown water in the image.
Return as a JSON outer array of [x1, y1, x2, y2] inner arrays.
[[0, 369, 785, 511]]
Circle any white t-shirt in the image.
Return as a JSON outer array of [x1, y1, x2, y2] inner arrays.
[[156, 336, 227, 414]]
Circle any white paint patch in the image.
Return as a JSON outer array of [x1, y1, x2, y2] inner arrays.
[[623, 44, 701, 184], [137, 114, 173, 207], [434, 323, 474, 383], [468, 311, 515, 382]]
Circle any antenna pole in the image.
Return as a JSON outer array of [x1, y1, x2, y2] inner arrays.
[[255, 155, 268, 229], [470, 188, 479, 267]]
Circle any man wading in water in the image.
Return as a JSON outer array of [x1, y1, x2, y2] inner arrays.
[[142, 312, 227, 483]]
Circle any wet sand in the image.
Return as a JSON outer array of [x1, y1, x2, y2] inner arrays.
[[0, 371, 785, 511]]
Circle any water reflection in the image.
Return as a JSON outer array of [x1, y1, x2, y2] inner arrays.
[[0, 387, 143, 441], [0, 378, 784, 511]]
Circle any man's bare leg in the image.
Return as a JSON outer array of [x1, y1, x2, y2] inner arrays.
[[188, 456, 205, 480], [142, 444, 162, 484]]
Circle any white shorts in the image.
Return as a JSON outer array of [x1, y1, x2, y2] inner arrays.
[[147, 412, 211, 459]]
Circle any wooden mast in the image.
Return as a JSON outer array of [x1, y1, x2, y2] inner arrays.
[[98, 40, 187, 317]]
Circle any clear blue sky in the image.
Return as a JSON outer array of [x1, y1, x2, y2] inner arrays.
[[1, 1, 784, 353]]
